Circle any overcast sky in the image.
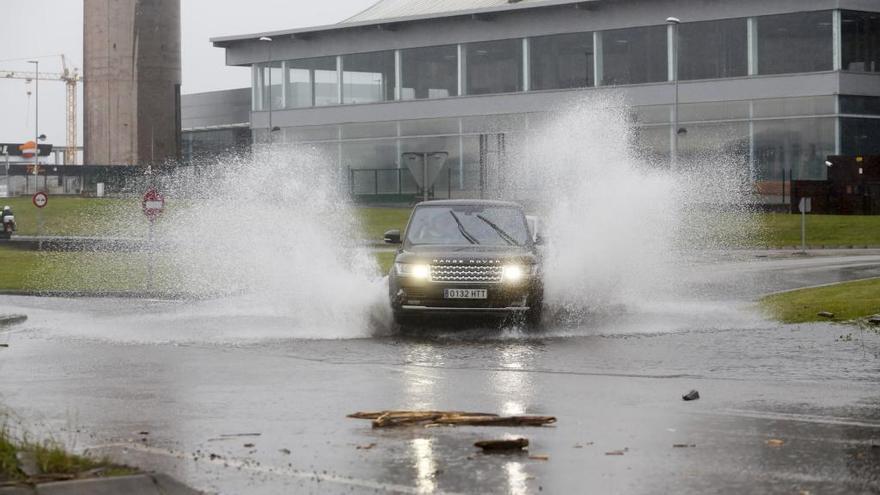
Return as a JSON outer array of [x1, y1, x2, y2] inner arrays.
[[0, 0, 376, 147]]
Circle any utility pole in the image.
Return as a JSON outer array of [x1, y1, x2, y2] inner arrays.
[[28, 60, 40, 193]]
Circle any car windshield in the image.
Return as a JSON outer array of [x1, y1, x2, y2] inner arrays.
[[405, 205, 530, 247]]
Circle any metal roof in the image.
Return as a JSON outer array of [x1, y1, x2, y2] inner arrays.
[[345, 0, 556, 23], [211, 0, 594, 45]]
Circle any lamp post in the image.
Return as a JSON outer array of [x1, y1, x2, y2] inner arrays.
[[259, 36, 276, 145], [666, 17, 680, 170], [28, 60, 39, 192]]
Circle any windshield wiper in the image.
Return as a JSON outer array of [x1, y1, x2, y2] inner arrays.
[[475, 214, 520, 246], [449, 211, 480, 245]]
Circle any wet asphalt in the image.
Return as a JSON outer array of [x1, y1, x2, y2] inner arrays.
[[0, 251, 879, 494]]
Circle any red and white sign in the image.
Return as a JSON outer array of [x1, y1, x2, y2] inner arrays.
[[142, 187, 165, 222], [19, 141, 38, 159], [32, 191, 48, 208]]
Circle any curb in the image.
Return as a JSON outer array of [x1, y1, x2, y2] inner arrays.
[[1, 474, 200, 495]]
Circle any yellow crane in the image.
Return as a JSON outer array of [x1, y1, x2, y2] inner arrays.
[[0, 55, 82, 165]]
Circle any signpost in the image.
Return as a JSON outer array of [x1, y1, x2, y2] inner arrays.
[[798, 197, 812, 252], [142, 187, 165, 291], [33, 191, 47, 250]]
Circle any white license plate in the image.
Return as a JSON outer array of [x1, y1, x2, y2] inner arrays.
[[444, 288, 487, 299]]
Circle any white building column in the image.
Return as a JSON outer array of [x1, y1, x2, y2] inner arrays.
[[336, 55, 344, 104], [832, 9, 842, 71], [593, 31, 603, 86], [394, 49, 402, 100], [522, 38, 530, 92], [457, 44, 466, 96], [747, 17, 758, 76], [280, 61, 289, 109]]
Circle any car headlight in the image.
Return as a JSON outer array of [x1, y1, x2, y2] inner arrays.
[[502, 265, 524, 283], [395, 262, 430, 280]]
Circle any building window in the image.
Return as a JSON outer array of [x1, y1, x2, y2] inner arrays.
[[757, 11, 833, 75], [601, 25, 667, 85], [754, 117, 835, 181], [255, 62, 283, 111], [678, 18, 747, 80], [401, 45, 458, 100], [342, 51, 395, 104], [287, 56, 338, 108], [529, 32, 594, 90], [841, 118, 880, 155], [840, 95, 880, 115], [842, 10, 880, 72], [465, 39, 523, 95]]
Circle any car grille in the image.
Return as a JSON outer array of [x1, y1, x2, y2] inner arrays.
[[430, 263, 502, 283]]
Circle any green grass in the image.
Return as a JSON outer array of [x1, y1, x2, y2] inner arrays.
[[760, 278, 880, 323], [0, 420, 137, 481], [356, 207, 411, 242], [3, 197, 140, 237], [759, 214, 880, 247]]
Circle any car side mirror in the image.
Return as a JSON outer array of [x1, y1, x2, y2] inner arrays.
[[384, 229, 401, 244]]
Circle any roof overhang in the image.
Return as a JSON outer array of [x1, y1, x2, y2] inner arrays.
[[210, 0, 599, 47]]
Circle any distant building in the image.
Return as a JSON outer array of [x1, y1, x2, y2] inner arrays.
[[195, 0, 880, 202]]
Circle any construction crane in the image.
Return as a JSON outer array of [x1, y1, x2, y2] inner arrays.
[[0, 55, 82, 165]]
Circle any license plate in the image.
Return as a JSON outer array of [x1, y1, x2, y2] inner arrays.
[[444, 288, 487, 299]]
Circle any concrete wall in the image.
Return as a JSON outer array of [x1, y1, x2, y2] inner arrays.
[[84, 0, 182, 166], [181, 88, 251, 129]]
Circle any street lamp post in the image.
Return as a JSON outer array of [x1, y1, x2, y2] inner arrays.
[[259, 36, 275, 145], [666, 17, 680, 170], [28, 60, 39, 192]]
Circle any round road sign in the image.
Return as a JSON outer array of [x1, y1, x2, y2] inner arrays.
[[32, 191, 48, 208], [142, 187, 165, 222]]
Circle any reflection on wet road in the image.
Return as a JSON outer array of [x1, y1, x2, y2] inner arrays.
[[0, 252, 879, 494]]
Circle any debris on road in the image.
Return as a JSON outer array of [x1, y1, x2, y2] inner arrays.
[[348, 410, 556, 428], [220, 432, 261, 438], [243, 443, 255, 448], [0, 344, 8, 348], [766, 439, 785, 447], [279, 448, 291, 455], [0, 314, 27, 327], [605, 449, 628, 456], [673, 444, 696, 448], [817, 311, 835, 318], [573, 442, 593, 448], [529, 454, 550, 461], [474, 438, 529, 452], [356, 443, 377, 450], [682, 390, 700, 401]]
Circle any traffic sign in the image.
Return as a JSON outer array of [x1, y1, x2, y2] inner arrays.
[[142, 187, 165, 222], [798, 197, 812, 213], [32, 191, 48, 208]]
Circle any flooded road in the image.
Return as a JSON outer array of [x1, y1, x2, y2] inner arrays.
[[1, 252, 879, 494]]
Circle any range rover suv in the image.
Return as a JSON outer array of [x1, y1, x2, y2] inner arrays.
[[384, 200, 543, 327]]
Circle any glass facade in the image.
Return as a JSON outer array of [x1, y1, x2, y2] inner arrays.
[[401, 45, 458, 99], [841, 118, 880, 155], [465, 39, 523, 95], [757, 11, 833, 75], [678, 19, 748, 80], [754, 117, 835, 180], [288, 56, 338, 108], [602, 26, 667, 85], [343, 51, 395, 104], [842, 10, 880, 72], [529, 32, 594, 90]]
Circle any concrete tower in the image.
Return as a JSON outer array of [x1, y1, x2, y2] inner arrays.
[[83, 0, 181, 166]]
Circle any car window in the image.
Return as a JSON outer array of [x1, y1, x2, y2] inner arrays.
[[406, 205, 530, 246]]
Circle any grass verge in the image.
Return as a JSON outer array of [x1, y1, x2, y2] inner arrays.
[[760, 278, 880, 323], [0, 420, 137, 482], [758, 214, 880, 247]]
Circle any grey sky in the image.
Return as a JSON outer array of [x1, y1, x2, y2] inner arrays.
[[0, 0, 376, 147]]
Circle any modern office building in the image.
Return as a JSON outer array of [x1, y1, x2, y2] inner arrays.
[[205, 0, 880, 201]]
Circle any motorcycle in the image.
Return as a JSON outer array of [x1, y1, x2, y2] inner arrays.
[[1, 215, 15, 236]]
